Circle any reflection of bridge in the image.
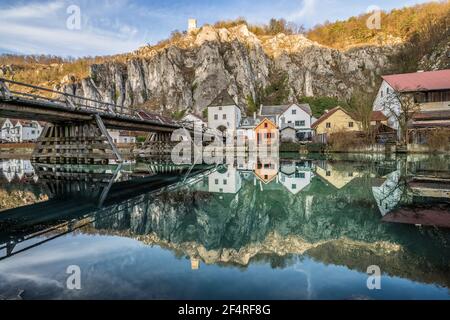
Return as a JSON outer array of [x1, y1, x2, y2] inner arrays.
[[0, 78, 192, 164], [0, 163, 216, 260]]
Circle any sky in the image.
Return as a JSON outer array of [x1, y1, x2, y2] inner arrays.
[[0, 0, 440, 57]]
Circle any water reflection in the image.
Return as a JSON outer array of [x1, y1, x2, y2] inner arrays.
[[0, 155, 449, 299]]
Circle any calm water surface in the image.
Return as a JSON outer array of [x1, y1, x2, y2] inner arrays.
[[0, 154, 449, 300]]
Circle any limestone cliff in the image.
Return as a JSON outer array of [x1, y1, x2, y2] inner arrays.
[[58, 24, 400, 115]]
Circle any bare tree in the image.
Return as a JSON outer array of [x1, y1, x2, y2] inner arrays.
[[348, 88, 376, 139], [381, 89, 421, 146]]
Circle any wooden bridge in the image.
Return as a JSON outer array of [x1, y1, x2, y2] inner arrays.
[[0, 78, 216, 164]]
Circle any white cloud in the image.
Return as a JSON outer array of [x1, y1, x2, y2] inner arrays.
[[0, 0, 147, 56], [288, 0, 317, 21]]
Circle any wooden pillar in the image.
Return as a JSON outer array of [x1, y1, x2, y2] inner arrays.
[[32, 118, 121, 165]]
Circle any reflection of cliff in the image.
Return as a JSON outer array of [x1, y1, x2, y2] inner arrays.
[[91, 172, 450, 287], [0, 189, 48, 211]]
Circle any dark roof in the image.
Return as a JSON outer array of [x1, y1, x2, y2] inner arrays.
[[137, 111, 177, 125], [208, 89, 238, 107], [371, 111, 388, 121], [382, 70, 450, 92], [260, 103, 312, 116], [312, 107, 356, 129], [240, 117, 260, 127]]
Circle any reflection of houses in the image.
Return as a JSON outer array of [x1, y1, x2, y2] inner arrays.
[[372, 70, 450, 143], [1, 118, 44, 142], [208, 166, 242, 194], [315, 161, 360, 189], [279, 161, 314, 195], [371, 170, 403, 217], [375, 173, 450, 228], [312, 107, 362, 143], [254, 156, 279, 184], [0, 159, 36, 182], [207, 89, 242, 132]]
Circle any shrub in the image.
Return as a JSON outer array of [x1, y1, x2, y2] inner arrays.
[[425, 129, 450, 152]]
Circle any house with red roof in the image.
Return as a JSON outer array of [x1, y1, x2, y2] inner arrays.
[[373, 69, 450, 142]]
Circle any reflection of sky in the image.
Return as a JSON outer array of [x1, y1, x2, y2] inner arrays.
[[0, 233, 448, 300]]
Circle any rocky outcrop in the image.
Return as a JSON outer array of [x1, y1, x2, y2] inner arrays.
[[60, 24, 401, 114]]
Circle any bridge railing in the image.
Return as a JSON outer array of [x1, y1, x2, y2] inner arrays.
[[0, 77, 137, 118]]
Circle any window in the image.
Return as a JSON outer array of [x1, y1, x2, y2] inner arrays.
[[296, 120, 305, 127], [223, 179, 227, 185], [219, 107, 222, 111], [292, 184, 297, 189], [349, 122, 354, 128], [386, 88, 390, 94], [31, 130, 35, 134], [297, 172, 305, 179], [264, 123, 268, 128], [214, 114, 218, 120], [124, 138, 128, 143], [326, 171, 331, 177], [380, 90, 384, 98], [292, 109, 297, 115], [264, 175, 268, 180], [215, 179, 219, 185], [326, 123, 331, 128], [222, 114, 227, 120]]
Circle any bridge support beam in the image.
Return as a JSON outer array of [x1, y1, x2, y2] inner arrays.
[[32, 116, 122, 164], [136, 132, 180, 159]]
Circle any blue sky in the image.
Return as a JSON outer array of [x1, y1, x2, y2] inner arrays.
[[0, 0, 439, 57]]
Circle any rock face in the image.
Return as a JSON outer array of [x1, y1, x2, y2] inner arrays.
[[62, 24, 400, 114]]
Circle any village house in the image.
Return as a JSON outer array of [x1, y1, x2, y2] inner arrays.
[[278, 161, 315, 195], [259, 103, 315, 141], [254, 118, 278, 146], [0, 118, 44, 143], [312, 107, 362, 143], [207, 89, 242, 133], [181, 113, 207, 128], [372, 69, 450, 143], [108, 130, 136, 144]]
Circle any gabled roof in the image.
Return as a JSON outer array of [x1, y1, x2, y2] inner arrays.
[[260, 105, 290, 116], [255, 117, 278, 129], [137, 110, 177, 125], [208, 89, 238, 107], [312, 107, 355, 129], [260, 103, 312, 116], [382, 70, 450, 92], [371, 111, 388, 121]]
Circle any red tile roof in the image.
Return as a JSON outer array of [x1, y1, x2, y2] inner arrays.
[[382, 70, 450, 92], [371, 111, 388, 122]]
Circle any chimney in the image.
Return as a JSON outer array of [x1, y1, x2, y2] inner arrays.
[[417, 70, 425, 73], [324, 109, 329, 114]]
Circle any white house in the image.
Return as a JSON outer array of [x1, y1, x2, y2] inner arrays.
[[207, 89, 242, 132], [279, 161, 314, 195], [181, 113, 207, 128], [260, 103, 315, 141], [208, 166, 242, 194], [1, 119, 43, 142], [108, 130, 136, 144], [373, 70, 450, 138]]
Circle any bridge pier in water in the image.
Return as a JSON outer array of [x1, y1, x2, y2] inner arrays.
[[32, 115, 122, 165]]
